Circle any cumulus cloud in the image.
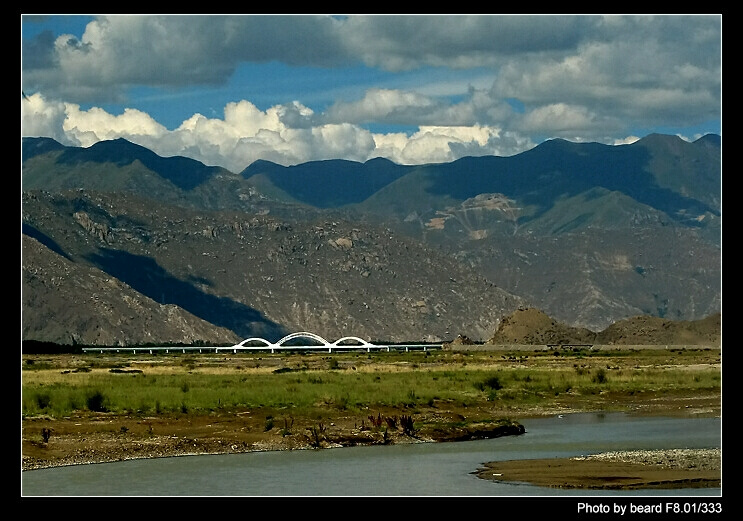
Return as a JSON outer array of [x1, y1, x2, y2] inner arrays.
[[24, 16, 720, 112], [21, 15, 720, 168], [335, 15, 590, 71], [384, 126, 534, 165], [22, 92, 538, 171], [519, 103, 607, 135], [323, 86, 521, 130], [21, 93, 69, 144], [324, 88, 440, 125], [63, 105, 168, 146], [489, 16, 721, 129], [22, 16, 351, 104]]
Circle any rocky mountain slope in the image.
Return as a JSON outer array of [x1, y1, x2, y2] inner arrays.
[[22, 190, 524, 345], [22, 234, 239, 346], [21, 133, 721, 344]]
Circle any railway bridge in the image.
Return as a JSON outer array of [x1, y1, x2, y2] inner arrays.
[[82, 332, 441, 354]]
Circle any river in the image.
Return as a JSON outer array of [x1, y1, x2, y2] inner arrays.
[[21, 412, 721, 497]]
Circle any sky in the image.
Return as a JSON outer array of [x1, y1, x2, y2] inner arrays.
[[21, 14, 722, 173]]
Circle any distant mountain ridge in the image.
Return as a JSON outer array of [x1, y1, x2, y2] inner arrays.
[[23, 133, 721, 220], [241, 156, 408, 208], [23, 137, 227, 191], [239, 133, 720, 225], [21, 133, 721, 344]]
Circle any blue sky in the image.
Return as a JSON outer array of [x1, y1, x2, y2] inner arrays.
[[21, 15, 721, 172]]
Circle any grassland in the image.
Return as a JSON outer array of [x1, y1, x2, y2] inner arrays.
[[21, 346, 721, 472]]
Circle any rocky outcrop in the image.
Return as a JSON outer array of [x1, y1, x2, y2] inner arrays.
[[487, 307, 721, 346], [488, 307, 597, 345]]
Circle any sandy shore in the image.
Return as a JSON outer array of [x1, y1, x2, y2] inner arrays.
[[475, 448, 722, 490]]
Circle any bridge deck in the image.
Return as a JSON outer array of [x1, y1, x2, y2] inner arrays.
[[81, 344, 441, 354]]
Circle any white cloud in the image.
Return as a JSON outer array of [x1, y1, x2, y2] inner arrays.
[[21, 15, 720, 168], [21, 93, 69, 144], [324, 86, 520, 130], [371, 125, 534, 165], [325, 88, 439, 125], [612, 136, 641, 145], [23, 16, 350, 103], [519, 103, 605, 135], [63, 105, 168, 146], [21, 93, 538, 170], [24, 16, 720, 110], [489, 19, 721, 129]]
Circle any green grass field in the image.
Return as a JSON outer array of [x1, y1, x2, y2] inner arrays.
[[22, 348, 721, 419]]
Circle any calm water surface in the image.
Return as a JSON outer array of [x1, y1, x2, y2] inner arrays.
[[21, 413, 722, 497]]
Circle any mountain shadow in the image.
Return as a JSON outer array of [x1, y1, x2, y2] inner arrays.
[[22, 223, 70, 260], [241, 157, 408, 207], [85, 248, 288, 341]]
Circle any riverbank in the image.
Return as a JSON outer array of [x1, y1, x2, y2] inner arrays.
[[21, 396, 721, 484], [21, 403, 722, 491], [22, 405, 529, 471], [22, 348, 721, 490]]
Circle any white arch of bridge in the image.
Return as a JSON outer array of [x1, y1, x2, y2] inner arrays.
[[275, 331, 331, 346], [234, 337, 273, 348], [232, 332, 377, 349], [332, 336, 374, 346]]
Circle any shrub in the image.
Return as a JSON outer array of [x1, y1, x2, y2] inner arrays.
[[86, 391, 107, 412], [475, 375, 502, 391], [306, 423, 326, 448], [35, 393, 52, 410], [280, 417, 294, 437], [400, 414, 416, 436], [592, 368, 608, 384]]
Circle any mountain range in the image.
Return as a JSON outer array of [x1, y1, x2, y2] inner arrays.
[[21, 133, 721, 345]]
